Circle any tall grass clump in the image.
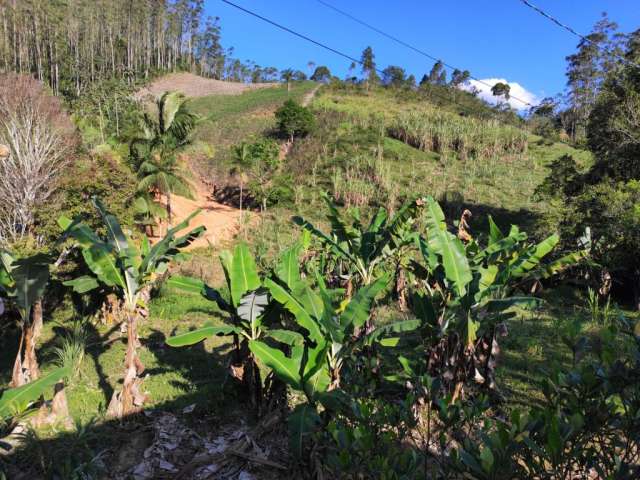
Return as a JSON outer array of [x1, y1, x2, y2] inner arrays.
[[388, 108, 528, 161], [52, 320, 88, 379], [332, 152, 392, 208]]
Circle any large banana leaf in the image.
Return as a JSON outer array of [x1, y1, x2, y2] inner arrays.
[[434, 233, 472, 297], [63, 275, 100, 294], [11, 254, 50, 320], [166, 275, 205, 294], [487, 215, 504, 245], [249, 340, 301, 390], [360, 208, 388, 262], [424, 197, 472, 297], [229, 243, 260, 307], [365, 319, 421, 345], [93, 197, 128, 253], [537, 251, 586, 279], [292, 216, 353, 262], [237, 289, 269, 327], [292, 282, 324, 322], [267, 329, 305, 346], [81, 245, 125, 290], [507, 234, 559, 278], [0, 366, 70, 419], [305, 366, 331, 400], [323, 194, 354, 246], [166, 325, 239, 347], [166, 275, 231, 313], [264, 278, 324, 344], [276, 243, 302, 289], [57, 216, 105, 249], [387, 198, 420, 242], [340, 274, 389, 330], [139, 209, 203, 276]]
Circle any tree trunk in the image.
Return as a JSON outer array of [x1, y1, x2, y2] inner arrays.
[[166, 192, 172, 232], [395, 265, 407, 312], [23, 299, 43, 380], [11, 300, 43, 387], [10, 328, 26, 387], [107, 311, 146, 418]]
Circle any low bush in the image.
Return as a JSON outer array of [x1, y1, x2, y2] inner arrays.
[[275, 99, 315, 141]]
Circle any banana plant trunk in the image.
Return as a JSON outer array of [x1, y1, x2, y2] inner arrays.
[[107, 311, 146, 418], [10, 329, 26, 387], [23, 300, 43, 379], [11, 299, 43, 387], [166, 193, 172, 232], [395, 266, 407, 312]]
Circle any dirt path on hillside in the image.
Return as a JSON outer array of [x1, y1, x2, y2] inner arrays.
[[136, 72, 277, 100], [158, 179, 247, 249], [147, 79, 320, 247], [278, 84, 321, 160]]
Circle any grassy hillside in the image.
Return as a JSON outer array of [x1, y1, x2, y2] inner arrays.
[[188, 81, 316, 173], [305, 87, 592, 231], [6, 79, 630, 479]]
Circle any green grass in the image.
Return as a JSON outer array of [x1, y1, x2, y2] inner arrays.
[[190, 81, 315, 121], [0, 281, 236, 425], [189, 81, 317, 173], [300, 88, 593, 233], [0, 80, 610, 476]]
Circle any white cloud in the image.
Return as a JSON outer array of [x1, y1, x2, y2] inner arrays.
[[459, 78, 539, 111]]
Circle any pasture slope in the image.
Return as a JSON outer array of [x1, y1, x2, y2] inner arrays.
[[5, 76, 629, 480]]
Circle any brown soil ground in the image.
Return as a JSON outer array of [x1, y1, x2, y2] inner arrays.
[[146, 76, 320, 249], [136, 72, 277, 100], [157, 179, 249, 250]]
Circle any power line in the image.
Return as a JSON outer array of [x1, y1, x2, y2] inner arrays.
[[518, 0, 639, 69], [220, 0, 517, 118], [315, 0, 534, 107]]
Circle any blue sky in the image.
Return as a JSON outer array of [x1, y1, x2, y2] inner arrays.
[[209, 1, 640, 108]]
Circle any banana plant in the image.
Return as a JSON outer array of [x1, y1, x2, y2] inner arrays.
[[59, 197, 203, 418], [409, 196, 586, 396], [0, 250, 51, 387], [166, 242, 273, 410], [249, 264, 416, 456], [293, 194, 422, 289], [0, 365, 70, 421]]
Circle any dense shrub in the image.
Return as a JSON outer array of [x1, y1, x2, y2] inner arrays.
[[275, 99, 314, 141], [233, 137, 293, 208]]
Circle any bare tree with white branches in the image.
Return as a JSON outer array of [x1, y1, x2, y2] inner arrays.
[[0, 74, 74, 246]]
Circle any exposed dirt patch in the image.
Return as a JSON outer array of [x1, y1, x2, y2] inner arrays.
[[136, 73, 277, 100], [157, 179, 248, 250]]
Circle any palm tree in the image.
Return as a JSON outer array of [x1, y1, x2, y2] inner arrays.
[[280, 69, 294, 93], [130, 91, 197, 227], [137, 154, 193, 228], [132, 191, 168, 237]]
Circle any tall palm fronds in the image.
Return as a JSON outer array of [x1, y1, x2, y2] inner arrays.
[[137, 155, 194, 226], [129, 91, 197, 227]]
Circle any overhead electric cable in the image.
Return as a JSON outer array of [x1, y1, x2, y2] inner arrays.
[[221, 0, 518, 118], [315, 0, 534, 107], [518, 0, 640, 69]]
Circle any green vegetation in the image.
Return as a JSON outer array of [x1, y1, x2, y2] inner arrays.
[[60, 198, 203, 418], [275, 99, 315, 142], [1, 7, 640, 478]]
